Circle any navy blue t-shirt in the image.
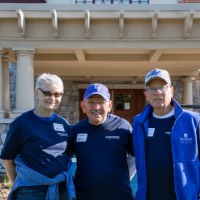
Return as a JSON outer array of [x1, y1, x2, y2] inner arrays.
[[146, 114, 176, 200], [70, 114, 134, 200], [1, 110, 71, 178]]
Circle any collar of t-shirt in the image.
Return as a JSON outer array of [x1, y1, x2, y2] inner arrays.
[[153, 108, 175, 119], [34, 112, 55, 122]]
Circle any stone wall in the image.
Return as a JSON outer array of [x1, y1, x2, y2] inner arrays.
[[193, 80, 200, 104], [172, 80, 182, 103], [56, 81, 80, 124], [8, 63, 200, 123], [9, 63, 16, 110]]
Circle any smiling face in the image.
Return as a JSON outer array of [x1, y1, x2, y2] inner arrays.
[[35, 83, 63, 114], [144, 78, 174, 115], [80, 94, 112, 125]]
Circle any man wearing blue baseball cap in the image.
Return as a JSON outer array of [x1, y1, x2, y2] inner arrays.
[[133, 69, 200, 200], [69, 83, 134, 200]]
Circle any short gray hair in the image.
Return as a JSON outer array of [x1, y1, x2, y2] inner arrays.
[[35, 73, 64, 93]]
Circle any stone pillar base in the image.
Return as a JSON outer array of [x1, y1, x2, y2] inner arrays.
[[0, 110, 5, 118]]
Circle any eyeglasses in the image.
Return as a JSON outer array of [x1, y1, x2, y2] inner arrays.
[[145, 84, 170, 95], [84, 100, 107, 107], [39, 88, 63, 97]]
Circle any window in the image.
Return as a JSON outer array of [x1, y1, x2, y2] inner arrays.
[[115, 93, 131, 110]]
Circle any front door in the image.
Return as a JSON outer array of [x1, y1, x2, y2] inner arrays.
[[113, 89, 145, 123], [79, 89, 146, 124]]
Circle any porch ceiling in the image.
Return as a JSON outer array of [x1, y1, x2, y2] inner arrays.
[[33, 48, 200, 81], [1, 4, 200, 82]]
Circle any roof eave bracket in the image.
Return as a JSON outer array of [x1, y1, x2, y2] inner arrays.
[[151, 11, 159, 39], [85, 10, 90, 39], [16, 9, 26, 37], [184, 10, 195, 38], [51, 9, 58, 38], [119, 10, 124, 39]]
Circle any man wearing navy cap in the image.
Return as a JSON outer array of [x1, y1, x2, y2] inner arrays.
[[69, 83, 134, 200], [133, 69, 200, 200]]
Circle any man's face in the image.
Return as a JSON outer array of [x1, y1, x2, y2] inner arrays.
[[80, 94, 112, 125], [144, 79, 174, 113]]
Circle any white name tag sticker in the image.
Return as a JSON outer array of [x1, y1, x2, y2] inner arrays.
[[148, 128, 155, 137], [53, 123, 65, 132], [77, 134, 88, 142]]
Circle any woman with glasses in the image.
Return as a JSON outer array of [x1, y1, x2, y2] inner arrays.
[[0, 73, 75, 200], [133, 69, 200, 200]]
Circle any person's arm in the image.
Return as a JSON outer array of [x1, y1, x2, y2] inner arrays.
[[3, 159, 16, 186], [67, 125, 75, 158], [128, 123, 134, 156]]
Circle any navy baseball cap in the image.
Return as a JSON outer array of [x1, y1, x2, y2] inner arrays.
[[145, 69, 171, 86], [83, 83, 110, 101]]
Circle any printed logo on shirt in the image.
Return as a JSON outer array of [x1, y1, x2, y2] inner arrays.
[[165, 132, 171, 135], [53, 123, 65, 132], [42, 141, 67, 158], [148, 128, 155, 137], [57, 132, 68, 137], [76, 133, 88, 142], [180, 133, 193, 144], [105, 136, 120, 140]]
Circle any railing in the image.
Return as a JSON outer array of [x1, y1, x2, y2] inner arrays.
[[179, 0, 200, 2], [76, 0, 149, 4], [181, 104, 200, 113]]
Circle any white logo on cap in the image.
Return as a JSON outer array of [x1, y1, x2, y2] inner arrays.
[[94, 84, 101, 91]]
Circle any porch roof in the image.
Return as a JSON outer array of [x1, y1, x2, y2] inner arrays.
[[0, 4, 200, 82]]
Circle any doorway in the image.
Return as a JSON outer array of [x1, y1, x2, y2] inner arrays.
[[113, 89, 145, 123]]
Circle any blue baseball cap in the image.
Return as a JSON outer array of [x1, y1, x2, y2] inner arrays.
[[83, 83, 110, 101], [145, 69, 171, 86]]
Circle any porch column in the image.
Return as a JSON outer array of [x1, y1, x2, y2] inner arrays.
[[2, 55, 11, 118], [182, 77, 193, 105], [10, 49, 35, 118], [0, 50, 5, 118]]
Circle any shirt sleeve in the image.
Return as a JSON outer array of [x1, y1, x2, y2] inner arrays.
[[0, 119, 21, 159]]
